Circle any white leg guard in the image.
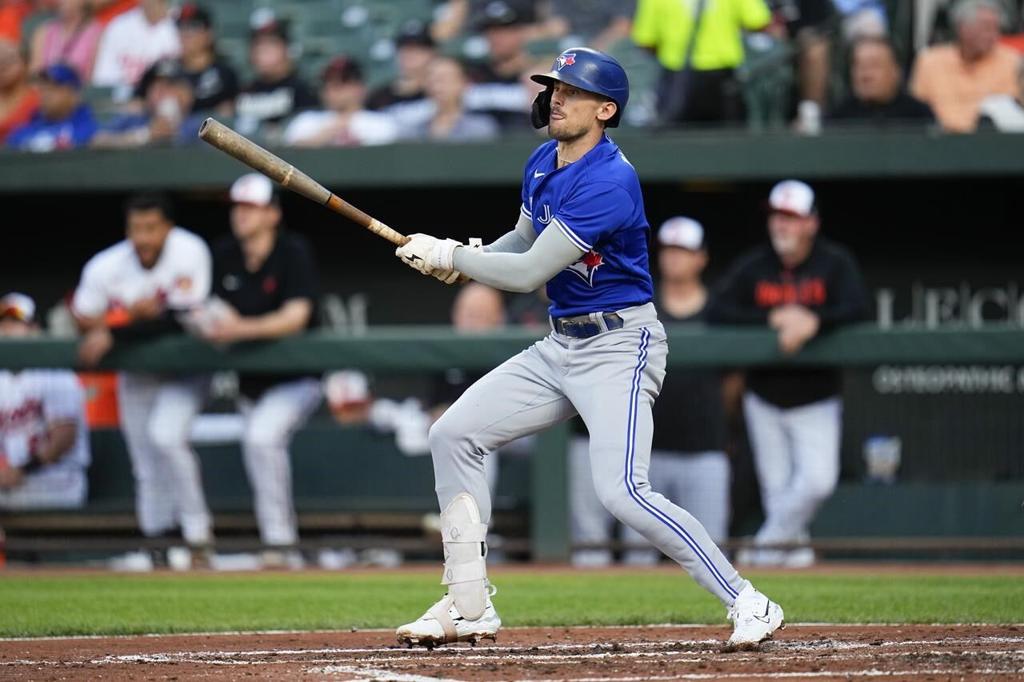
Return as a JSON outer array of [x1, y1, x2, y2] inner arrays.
[[440, 492, 489, 621]]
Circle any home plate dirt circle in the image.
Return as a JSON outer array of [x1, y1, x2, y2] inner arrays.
[[2, 624, 1022, 680]]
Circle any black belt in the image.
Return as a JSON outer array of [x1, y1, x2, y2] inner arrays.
[[552, 312, 624, 338]]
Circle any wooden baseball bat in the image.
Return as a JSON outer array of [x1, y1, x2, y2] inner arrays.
[[198, 118, 409, 246]]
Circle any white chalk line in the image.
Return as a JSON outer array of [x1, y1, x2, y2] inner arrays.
[[2, 623, 1022, 643]]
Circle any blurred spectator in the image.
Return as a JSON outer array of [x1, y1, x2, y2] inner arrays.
[[158, 3, 236, 115], [0, 293, 90, 510], [633, 0, 772, 126], [770, 0, 836, 132], [706, 180, 870, 568], [831, 0, 887, 41], [90, 0, 136, 27], [28, 0, 102, 80], [0, 38, 39, 142], [978, 59, 1024, 130], [194, 173, 322, 567], [72, 193, 214, 565], [570, 217, 731, 567], [403, 55, 498, 142], [828, 36, 935, 127], [234, 12, 316, 139], [0, 0, 33, 43], [431, 0, 540, 43], [7, 62, 96, 150], [283, 55, 397, 147], [464, 0, 534, 130], [911, 0, 1021, 132], [366, 19, 434, 126], [92, 57, 201, 147], [537, 0, 635, 52], [91, 0, 179, 90]]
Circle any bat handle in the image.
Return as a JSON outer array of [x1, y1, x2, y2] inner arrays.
[[368, 219, 412, 246]]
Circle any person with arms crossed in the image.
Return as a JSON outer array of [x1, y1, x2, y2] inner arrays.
[[706, 180, 870, 567], [0, 293, 90, 510], [392, 47, 784, 647], [188, 173, 322, 569], [72, 193, 214, 567]]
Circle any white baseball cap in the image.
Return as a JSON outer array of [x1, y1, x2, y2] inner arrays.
[[657, 216, 705, 250], [0, 292, 35, 323], [230, 173, 276, 206], [769, 179, 816, 217]]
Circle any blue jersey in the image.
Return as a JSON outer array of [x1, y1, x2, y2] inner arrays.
[[520, 135, 653, 318]]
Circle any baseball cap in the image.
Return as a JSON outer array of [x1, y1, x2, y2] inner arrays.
[[249, 8, 290, 42], [322, 55, 363, 84], [476, 0, 533, 29], [657, 217, 705, 251], [230, 173, 276, 206], [769, 180, 816, 217], [148, 58, 189, 84], [37, 63, 82, 90], [395, 19, 434, 48], [0, 293, 36, 323], [177, 3, 213, 30]]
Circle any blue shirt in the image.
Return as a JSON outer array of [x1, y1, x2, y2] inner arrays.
[[7, 104, 97, 151], [104, 112, 206, 145], [520, 135, 653, 318]]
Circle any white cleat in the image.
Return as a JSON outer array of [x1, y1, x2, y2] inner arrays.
[[727, 584, 785, 646], [396, 592, 501, 648]]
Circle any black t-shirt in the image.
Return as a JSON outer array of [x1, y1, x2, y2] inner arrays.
[[706, 237, 870, 408], [466, 62, 531, 131], [651, 304, 727, 454], [188, 58, 240, 113], [213, 229, 320, 398], [236, 71, 318, 126], [828, 91, 935, 128]]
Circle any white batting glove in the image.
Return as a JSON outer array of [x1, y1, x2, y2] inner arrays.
[[396, 233, 459, 273]]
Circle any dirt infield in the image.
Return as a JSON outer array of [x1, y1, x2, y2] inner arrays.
[[2, 624, 1022, 680]]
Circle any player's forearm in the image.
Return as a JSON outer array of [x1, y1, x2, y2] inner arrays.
[[236, 300, 312, 339], [484, 214, 536, 254], [37, 422, 77, 465], [455, 225, 581, 293]]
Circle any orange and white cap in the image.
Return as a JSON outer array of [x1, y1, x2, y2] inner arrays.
[[769, 179, 816, 217], [0, 292, 35, 323], [657, 216, 705, 251], [229, 173, 276, 207]]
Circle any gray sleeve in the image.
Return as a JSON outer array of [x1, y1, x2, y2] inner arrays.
[[454, 223, 584, 293], [484, 214, 536, 254]]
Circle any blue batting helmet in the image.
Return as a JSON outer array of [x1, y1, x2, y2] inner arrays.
[[530, 47, 629, 128]]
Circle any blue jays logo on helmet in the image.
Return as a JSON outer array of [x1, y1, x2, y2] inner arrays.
[[530, 47, 629, 127]]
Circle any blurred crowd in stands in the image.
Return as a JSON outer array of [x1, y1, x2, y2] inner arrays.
[[1, 0, 1024, 151]]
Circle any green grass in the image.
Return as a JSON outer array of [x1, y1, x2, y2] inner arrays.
[[0, 570, 1020, 637]]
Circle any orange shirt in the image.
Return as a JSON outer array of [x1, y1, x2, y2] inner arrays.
[[910, 43, 1021, 132], [0, 0, 31, 42], [0, 87, 39, 143]]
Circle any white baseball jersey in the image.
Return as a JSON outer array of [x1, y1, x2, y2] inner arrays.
[[72, 227, 211, 320], [0, 370, 90, 471], [91, 7, 181, 88]]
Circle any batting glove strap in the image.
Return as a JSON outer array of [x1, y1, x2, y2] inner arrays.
[[428, 238, 461, 272]]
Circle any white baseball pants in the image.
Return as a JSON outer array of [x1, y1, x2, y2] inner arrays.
[[238, 378, 322, 547], [742, 391, 841, 552], [118, 373, 211, 545]]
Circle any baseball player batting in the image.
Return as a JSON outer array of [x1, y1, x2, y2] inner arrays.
[[392, 48, 785, 648]]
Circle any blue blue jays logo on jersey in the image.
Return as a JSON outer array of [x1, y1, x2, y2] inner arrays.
[[555, 52, 576, 70], [566, 250, 604, 286]]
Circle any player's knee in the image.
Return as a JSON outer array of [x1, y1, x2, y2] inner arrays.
[[147, 418, 187, 454], [593, 480, 633, 521], [243, 422, 283, 453], [427, 413, 465, 455]]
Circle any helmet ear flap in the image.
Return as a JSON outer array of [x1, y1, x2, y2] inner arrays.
[[531, 85, 553, 129]]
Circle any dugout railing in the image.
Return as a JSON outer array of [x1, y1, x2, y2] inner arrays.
[[2, 323, 1024, 561]]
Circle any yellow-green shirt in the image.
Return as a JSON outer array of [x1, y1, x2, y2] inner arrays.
[[632, 0, 772, 71]]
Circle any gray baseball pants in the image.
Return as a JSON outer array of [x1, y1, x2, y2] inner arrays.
[[429, 303, 747, 605]]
